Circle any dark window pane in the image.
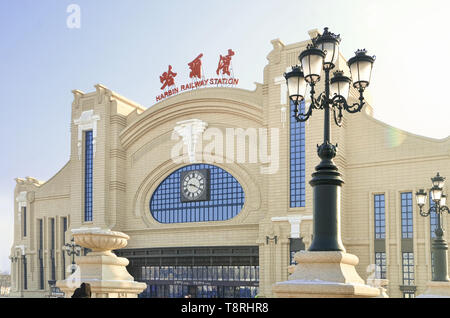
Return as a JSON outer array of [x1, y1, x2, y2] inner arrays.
[[401, 192, 413, 238]]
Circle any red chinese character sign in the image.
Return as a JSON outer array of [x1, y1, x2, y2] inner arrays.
[[188, 53, 203, 79], [155, 50, 239, 103], [216, 49, 235, 76], [160, 65, 177, 90]]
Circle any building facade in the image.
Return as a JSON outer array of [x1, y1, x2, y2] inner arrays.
[[10, 30, 450, 298]]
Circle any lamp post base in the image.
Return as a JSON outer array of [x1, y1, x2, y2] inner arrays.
[[417, 281, 450, 298], [273, 251, 380, 298]]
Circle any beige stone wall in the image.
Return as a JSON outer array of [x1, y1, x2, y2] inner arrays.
[[344, 112, 450, 298], [10, 30, 450, 298], [10, 166, 71, 297]]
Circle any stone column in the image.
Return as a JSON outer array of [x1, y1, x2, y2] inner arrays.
[[56, 228, 146, 298]]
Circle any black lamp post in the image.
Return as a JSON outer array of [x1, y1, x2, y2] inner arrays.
[[285, 27, 375, 252], [416, 173, 450, 281], [63, 238, 81, 274]]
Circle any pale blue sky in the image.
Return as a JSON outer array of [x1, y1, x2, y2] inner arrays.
[[1, 0, 449, 273]]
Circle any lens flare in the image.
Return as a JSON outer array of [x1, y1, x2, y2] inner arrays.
[[385, 126, 407, 148]]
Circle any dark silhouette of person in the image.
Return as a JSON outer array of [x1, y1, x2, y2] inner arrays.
[[71, 282, 91, 298]]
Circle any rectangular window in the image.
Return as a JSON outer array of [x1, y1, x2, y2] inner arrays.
[[430, 194, 438, 239], [375, 252, 387, 279], [290, 101, 306, 208], [430, 193, 437, 277], [403, 292, 415, 298], [431, 251, 435, 279], [38, 219, 44, 289], [85, 130, 93, 222], [38, 219, 43, 250], [402, 252, 415, 286], [401, 192, 413, 239], [62, 217, 67, 279], [22, 207, 27, 237], [23, 256, 27, 290], [50, 218, 56, 281], [374, 194, 385, 239]]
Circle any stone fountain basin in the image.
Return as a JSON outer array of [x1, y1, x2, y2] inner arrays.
[[72, 228, 129, 252]]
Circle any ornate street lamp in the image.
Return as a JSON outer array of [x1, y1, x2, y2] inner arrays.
[[63, 238, 82, 274], [285, 27, 375, 251], [416, 173, 450, 282]]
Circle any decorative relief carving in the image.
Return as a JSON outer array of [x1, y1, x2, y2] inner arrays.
[[26, 191, 35, 203], [25, 177, 41, 186], [271, 215, 313, 239], [95, 84, 113, 104], [14, 178, 25, 185], [74, 110, 100, 160], [15, 245, 25, 256]]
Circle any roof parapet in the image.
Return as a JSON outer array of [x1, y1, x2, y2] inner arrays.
[[14, 177, 42, 187]]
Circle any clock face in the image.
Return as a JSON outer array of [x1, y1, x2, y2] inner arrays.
[[180, 169, 210, 202]]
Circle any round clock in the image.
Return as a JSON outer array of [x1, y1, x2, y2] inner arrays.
[[181, 171, 206, 200]]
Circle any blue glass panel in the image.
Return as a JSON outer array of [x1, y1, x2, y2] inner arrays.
[[401, 192, 413, 239], [84, 130, 93, 222], [374, 194, 385, 239], [290, 101, 306, 207], [430, 193, 438, 239], [150, 164, 245, 223]]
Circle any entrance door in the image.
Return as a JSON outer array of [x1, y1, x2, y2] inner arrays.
[[117, 246, 259, 298]]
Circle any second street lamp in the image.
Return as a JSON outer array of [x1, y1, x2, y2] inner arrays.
[[416, 173, 450, 282], [63, 238, 82, 274], [285, 27, 375, 252]]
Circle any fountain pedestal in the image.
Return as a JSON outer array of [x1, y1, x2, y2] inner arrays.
[[56, 228, 146, 298]]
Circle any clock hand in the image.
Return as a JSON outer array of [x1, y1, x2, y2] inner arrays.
[[187, 182, 200, 190]]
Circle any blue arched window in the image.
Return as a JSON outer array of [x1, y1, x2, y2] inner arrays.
[[150, 164, 245, 223]]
